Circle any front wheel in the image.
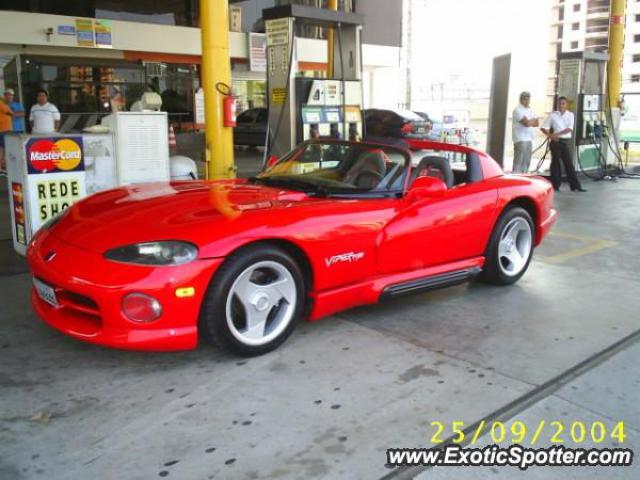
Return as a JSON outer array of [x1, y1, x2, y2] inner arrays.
[[199, 245, 305, 356], [480, 207, 534, 285]]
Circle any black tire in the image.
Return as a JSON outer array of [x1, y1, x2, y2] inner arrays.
[[479, 206, 535, 286], [199, 244, 305, 357]]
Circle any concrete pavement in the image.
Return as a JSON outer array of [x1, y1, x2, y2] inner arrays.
[[415, 341, 640, 479]]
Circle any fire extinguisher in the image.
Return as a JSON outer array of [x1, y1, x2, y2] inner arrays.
[[217, 82, 236, 128]]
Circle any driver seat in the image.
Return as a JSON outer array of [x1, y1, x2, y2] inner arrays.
[[344, 150, 386, 187], [410, 155, 454, 189]]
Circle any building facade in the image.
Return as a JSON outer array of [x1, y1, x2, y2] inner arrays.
[[549, 0, 640, 100], [0, 0, 402, 132]]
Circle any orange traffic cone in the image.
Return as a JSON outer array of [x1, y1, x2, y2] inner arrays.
[[168, 124, 177, 152]]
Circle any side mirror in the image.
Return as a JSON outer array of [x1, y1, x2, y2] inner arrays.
[[406, 175, 447, 202]]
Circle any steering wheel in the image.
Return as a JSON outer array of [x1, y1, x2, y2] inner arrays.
[[353, 170, 384, 189]]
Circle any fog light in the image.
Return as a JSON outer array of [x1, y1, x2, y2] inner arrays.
[[122, 293, 162, 323]]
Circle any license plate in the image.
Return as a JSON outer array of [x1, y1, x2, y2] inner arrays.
[[33, 278, 59, 307]]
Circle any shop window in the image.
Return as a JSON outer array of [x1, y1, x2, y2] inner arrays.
[[18, 56, 201, 131], [150, 64, 200, 123], [232, 80, 267, 114]]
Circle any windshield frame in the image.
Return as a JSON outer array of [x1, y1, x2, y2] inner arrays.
[[257, 139, 413, 199]]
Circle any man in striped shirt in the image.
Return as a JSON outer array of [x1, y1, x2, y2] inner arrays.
[[29, 89, 60, 134]]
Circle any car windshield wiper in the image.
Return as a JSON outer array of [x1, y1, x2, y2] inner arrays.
[[249, 176, 329, 197]]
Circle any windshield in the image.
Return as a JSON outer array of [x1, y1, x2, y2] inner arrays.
[[254, 141, 410, 196]]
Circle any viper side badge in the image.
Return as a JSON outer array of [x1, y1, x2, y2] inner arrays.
[[325, 252, 365, 268]]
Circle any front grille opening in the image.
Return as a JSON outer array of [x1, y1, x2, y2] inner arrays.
[[60, 291, 99, 311]]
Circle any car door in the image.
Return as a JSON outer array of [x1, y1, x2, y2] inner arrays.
[[377, 170, 498, 275]]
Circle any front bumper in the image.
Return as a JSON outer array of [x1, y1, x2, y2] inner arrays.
[[27, 229, 223, 351]]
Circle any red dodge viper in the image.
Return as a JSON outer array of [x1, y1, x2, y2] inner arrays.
[[27, 139, 556, 356]]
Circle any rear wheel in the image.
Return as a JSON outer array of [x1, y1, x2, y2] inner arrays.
[[480, 207, 534, 285], [199, 245, 304, 356]]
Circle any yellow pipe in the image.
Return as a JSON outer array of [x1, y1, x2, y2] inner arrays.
[[327, 0, 338, 78], [607, 0, 625, 108], [200, 0, 235, 180]]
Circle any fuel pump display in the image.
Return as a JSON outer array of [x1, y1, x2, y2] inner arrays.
[[577, 94, 606, 143], [296, 78, 363, 142]]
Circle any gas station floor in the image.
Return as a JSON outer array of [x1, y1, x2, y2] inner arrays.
[[1, 175, 639, 479]]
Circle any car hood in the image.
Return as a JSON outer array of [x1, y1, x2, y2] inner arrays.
[[50, 180, 321, 254]]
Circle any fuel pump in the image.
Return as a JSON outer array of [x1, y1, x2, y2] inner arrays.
[[263, 5, 364, 158], [298, 79, 341, 140], [556, 52, 609, 173]]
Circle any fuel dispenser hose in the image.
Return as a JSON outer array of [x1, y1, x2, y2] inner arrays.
[[530, 138, 550, 174]]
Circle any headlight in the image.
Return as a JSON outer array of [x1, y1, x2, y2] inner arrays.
[[104, 241, 198, 266]]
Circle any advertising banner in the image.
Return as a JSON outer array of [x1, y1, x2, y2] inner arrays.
[[26, 137, 85, 175], [249, 33, 267, 73], [83, 134, 117, 194], [25, 136, 87, 231], [75, 19, 95, 47], [57, 25, 76, 36], [27, 172, 86, 230], [265, 18, 291, 47], [94, 20, 113, 48], [11, 183, 26, 246], [194, 88, 205, 128]]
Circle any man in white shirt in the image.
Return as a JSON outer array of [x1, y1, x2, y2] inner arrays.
[[541, 96, 586, 192], [29, 89, 60, 134], [512, 91, 539, 173]]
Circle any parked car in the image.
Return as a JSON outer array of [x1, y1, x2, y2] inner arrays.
[[364, 109, 431, 139], [413, 111, 433, 125], [233, 108, 268, 147], [414, 111, 478, 146], [28, 138, 556, 356]]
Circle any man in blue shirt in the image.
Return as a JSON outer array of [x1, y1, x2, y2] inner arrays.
[[4, 88, 25, 132]]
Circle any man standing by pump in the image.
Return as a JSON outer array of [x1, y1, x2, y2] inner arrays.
[[541, 96, 586, 192], [512, 91, 539, 173]]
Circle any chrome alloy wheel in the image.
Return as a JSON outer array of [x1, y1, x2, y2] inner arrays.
[[498, 217, 533, 277], [225, 261, 297, 347]]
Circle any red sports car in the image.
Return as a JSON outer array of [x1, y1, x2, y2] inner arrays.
[[27, 139, 556, 356]]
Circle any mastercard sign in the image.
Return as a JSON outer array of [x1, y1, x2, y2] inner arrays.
[[26, 137, 84, 174]]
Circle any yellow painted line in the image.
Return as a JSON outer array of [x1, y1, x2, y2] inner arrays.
[[537, 231, 618, 264]]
